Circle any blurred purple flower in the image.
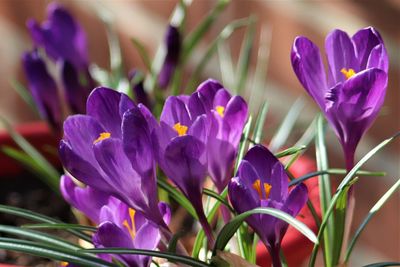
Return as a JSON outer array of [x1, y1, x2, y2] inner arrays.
[[27, 3, 88, 69], [154, 94, 214, 242], [158, 25, 181, 89], [228, 145, 308, 267], [128, 70, 151, 109], [59, 87, 165, 227], [190, 79, 248, 192], [22, 50, 62, 131], [291, 27, 388, 169]]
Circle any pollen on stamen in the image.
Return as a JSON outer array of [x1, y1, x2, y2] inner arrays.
[[123, 208, 136, 240], [215, 105, 225, 117], [173, 122, 188, 136], [340, 68, 356, 80], [93, 132, 111, 144], [252, 179, 272, 199]]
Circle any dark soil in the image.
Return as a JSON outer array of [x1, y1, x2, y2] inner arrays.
[[0, 172, 75, 266]]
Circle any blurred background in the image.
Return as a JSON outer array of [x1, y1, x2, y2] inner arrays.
[[0, 0, 399, 265]]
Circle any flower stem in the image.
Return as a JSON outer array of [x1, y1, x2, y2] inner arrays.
[[268, 244, 282, 267]]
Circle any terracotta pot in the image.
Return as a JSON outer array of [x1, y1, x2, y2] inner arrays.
[[256, 156, 321, 267], [0, 121, 60, 177]]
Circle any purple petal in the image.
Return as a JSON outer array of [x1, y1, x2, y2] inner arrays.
[[93, 221, 132, 248], [60, 175, 109, 223], [325, 29, 358, 84], [188, 115, 209, 144], [158, 25, 181, 88], [160, 96, 191, 128], [352, 27, 386, 71], [213, 89, 231, 108], [236, 160, 263, 202], [222, 95, 248, 145], [86, 87, 135, 139], [282, 183, 308, 217], [291, 37, 328, 109], [22, 50, 62, 130], [366, 44, 388, 72]]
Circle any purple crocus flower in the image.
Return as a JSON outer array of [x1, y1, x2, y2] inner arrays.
[[22, 50, 62, 131], [154, 95, 214, 242], [94, 200, 170, 267], [27, 3, 88, 69], [228, 145, 308, 267], [291, 27, 388, 170], [190, 79, 248, 192], [59, 87, 165, 228], [158, 25, 181, 89]]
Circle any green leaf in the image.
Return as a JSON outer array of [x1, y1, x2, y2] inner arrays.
[[269, 98, 305, 152], [131, 38, 153, 72], [157, 177, 198, 219], [0, 225, 80, 251], [275, 145, 306, 158], [308, 131, 400, 267], [203, 188, 235, 213], [23, 223, 97, 232], [1, 146, 59, 192], [182, 0, 230, 61], [252, 101, 269, 145], [213, 207, 318, 255], [234, 116, 252, 174], [0, 204, 92, 243], [345, 178, 400, 262], [315, 115, 333, 266], [0, 237, 116, 267], [83, 248, 211, 267], [0, 118, 60, 192], [363, 262, 400, 267], [234, 15, 256, 94], [10, 79, 38, 114]]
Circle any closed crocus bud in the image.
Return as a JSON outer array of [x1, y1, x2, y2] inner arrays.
[[22, 50, 62, 131], [27, 2, 88, 70], [158, 25, 181, 89], [128, 70, 151, 109], [291, 27, 388, 170]]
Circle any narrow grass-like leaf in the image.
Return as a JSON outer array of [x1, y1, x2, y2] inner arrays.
[[0, 118, 60, 192], [234, 15, 256, 94], [157, 177, 198, 219], [10, 79, 38, 114], [0, 204, 92, 242], [213, 207, 318, 255], [269, 98, 305, 152], [275, 145, 306, 158], [0, 225, 80, 251], [182, 0, 230, 61], [23, 223, 97, 232], [218, 42, 235, 89], [289, 169, 385, 187], [131, 38, 152, 72], [345, 178, 400, 262], [315, 115, 333, 266], [0, 237, 116, 267], [234, 116, 252, 174], [84, 248, 211, 267], [308, 131, 400, 267], [363, 262, 400, 267], [203, 188, 234, 213], [252, 101, 269, 145]]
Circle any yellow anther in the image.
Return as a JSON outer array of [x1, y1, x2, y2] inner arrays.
[[60, 262, 69, 267], [216, 105, 225, 117], [340, 68, 356, 80], [173, 122, 188, 136], [93, 132, 111, 144], [252, 179, 272, 200], [123, 208, 136, 240]]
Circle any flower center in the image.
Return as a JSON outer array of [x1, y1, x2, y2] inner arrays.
[[173, 122, 188, 136], [340, 68, 356, 80], [93, 132, 111, 144], [122, 208, 136, 240], [215, 105, 225, 117], [252, 179, 272, 199]]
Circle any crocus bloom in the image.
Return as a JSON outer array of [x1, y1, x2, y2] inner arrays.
[[291, 27, 388, 170], [190, 79, 248, 192], [22, 50, 62, 131], [59, 87, 165, 228], [94, 200, 170, 267], [154, 94, 213, 242], [228, 145, 308, 267], [27, 3, 88, 69], [158, 25, 181, 89]]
